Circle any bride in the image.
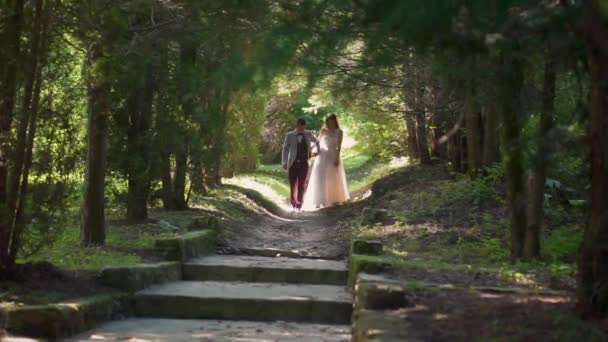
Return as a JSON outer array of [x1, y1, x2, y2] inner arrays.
[[303, 113, 350, 209]]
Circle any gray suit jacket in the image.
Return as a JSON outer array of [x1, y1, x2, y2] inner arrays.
[[281, 129, 320, 168]]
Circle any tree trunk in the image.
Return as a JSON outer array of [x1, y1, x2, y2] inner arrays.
[[448, 130, 463, 172], [126, 63, 155, 221], [173, 149, 188, 210], [153, 45, 175, 211], [81, 43, 110, 246], [523, 57, 555, 259], [577, 0, 608, 316], [499, 55, 527, 261], [8, 0, 50, 263], [190, 157, 207, 196], [465, 83, 482, 173], [7, 0, 44, 229], [160, 152, 175, 210], [415, 111, 432, 164], [0, 0, 25, 272], [404, 115, 419, 159], [10, 70, 43, 262], [432, 126, 448, 159], [482, 104, 500, 166]]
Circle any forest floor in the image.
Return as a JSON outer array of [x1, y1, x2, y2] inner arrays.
[[3, 156, 606, 340], [225, 158, 606, 340], [1, 188, 283, 306], [345, 161, 606, 341], [1, 154, 391, 308]]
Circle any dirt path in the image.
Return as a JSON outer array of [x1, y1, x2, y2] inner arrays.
[[219, 206, 351, 260]]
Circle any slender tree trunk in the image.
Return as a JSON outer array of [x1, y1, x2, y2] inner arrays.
[[432, 126, 448, 159], [173, 149, 188, 210], [499, 55, 527, 261], [160, 153, 175, 210], [523, 57, 555, 259], [448, 130, 463, 172], [402, 54, 419, 161], [0, 0, 25, 271], [126, 63, 155, 221], [10, 76, 42, 262], [414, 70, 431, 164], [81, 43, 110, 246], [8, 0, 50, 262], [7, 0, 44, 230], [415, 111, 431, 164], [465, 83, 482, 173], [153, 45, 175, 211], [482, 104, 500, 166], [190, 157, 207, 196], [206, 103, 228, 187], [578, 0, 608, 316], [404, 115, 419, 159]]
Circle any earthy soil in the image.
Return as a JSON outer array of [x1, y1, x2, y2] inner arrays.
[[393, 287, 601, 342], [386, 267, 574, 291], [0, 262, 112, 305], [219, 206, 351, 259]]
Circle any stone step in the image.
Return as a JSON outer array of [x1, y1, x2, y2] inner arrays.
[[184, 255, 348, 285], [68, 318, 351, 341], [134, 281, 353, 324]]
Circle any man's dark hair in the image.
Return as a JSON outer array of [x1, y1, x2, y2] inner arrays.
[[296, 118, 306, 126]]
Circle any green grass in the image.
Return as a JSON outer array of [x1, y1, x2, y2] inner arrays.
[[344, 155, 404, 193], [351, 162, 579, 290], [224, 154, 404, 208], [21, 188, 262, 271]]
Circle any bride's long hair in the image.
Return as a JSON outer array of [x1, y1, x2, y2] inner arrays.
[[325, 113, 340, 130]]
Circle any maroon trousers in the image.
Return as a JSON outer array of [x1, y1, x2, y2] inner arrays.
[[288, 161, 309, 209]]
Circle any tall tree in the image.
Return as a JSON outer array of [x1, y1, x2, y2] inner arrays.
[[8, 0, 52, 262], [80, 41, 111, 245], [495, 44, 528, 260], [577, 0, 608, 316], [524, 56, 556, 259], [0, 0, 26, 272]]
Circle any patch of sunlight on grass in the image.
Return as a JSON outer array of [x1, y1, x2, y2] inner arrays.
[[390, 249, 409, 257], [22, 220, 172, 271], [225, 175, 291, 211], [348, 156, 410, 194]]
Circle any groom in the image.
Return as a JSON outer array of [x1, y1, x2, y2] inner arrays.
[[282, 118, 320, 210]]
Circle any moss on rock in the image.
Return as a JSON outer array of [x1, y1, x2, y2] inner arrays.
[[98, 262, 182, 291], [360, 208, 393, 227], [188, 216, 219, 232], [351, 239, 383, 255], [154, 229, 218, 262], [348, 254, 394, 287], [1, 293, 131, 339], [352, 309, 424, 341]]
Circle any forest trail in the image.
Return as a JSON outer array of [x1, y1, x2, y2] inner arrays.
[[69, 198, 354, 341], [219, 206, 351, 260]]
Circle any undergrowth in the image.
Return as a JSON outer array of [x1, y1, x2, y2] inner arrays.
[[355, 162, 583, 290]]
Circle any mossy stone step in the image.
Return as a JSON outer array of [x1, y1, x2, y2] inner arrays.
[[134, 281, 353, 324], [68, 318, 351, 341], [184, 255, 348, 285]]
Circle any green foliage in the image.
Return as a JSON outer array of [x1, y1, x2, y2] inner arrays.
[[345, 155, 400, 194], [542, 226, 583, 263], [548, 312, 606, 342], [389, 165, 503, 225], [24, 225, 143, 271], [456, 237, 510, 263]]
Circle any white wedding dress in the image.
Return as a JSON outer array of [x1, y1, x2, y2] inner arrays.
[[303, 129, 350, 209]]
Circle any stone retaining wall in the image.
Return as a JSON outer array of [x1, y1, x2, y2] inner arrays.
[[98, 262, 182, 292], [155, 229, 218, 262], [0, 293, 131, 339]]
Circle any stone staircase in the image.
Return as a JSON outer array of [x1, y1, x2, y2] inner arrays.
[[69, 254, 353, 341], [134, 255, 353, 325]]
